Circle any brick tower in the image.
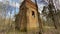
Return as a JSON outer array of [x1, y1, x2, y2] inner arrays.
[[15, 0, 40, 31]]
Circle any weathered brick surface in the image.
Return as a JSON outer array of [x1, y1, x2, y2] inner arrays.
[[15, 0, 42, 31]]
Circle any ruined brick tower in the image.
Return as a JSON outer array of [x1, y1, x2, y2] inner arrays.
[[15, 0, 40, 31]]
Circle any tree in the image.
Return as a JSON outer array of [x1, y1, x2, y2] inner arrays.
[[42, 0, 58, 29]]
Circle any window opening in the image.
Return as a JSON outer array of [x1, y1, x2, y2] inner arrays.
[[32, 11, 35, 17]]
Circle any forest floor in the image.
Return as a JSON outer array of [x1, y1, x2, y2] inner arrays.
[[0, 24, 60, 34], [0, 28, 60, 34], [43, 29, 60, 34], [42, 26, 60, 34]]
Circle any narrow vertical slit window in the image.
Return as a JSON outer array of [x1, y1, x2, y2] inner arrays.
[[32, 11, 35, 17]]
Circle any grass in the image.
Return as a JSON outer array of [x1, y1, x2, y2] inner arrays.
[[4, 28, 27, 34]]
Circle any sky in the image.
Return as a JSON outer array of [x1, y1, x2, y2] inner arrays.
[[0, 0, 47, 18], [0, 0, 60, 19]]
